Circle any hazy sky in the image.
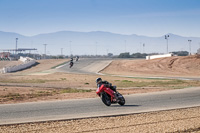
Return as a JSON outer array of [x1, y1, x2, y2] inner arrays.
[[0, 0, 200, 37]]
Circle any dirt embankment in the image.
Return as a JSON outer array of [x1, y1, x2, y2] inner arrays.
[[15, 59, 69, 74], [101, 55, 200, 77]]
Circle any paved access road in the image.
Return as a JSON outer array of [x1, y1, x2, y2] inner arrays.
[[1, 87, 200, 125]]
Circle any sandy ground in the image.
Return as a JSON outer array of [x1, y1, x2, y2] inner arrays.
[[1, 107, 200, 133], [0, 60, 23, 69], [1, 71, 177, 104], [101, 55, 200, 77], [16, 59, 69, 74], [1, 56, 200, 132]]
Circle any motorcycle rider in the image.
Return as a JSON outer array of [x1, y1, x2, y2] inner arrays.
[[69, 57, 74, 68], [96, 78, 118, 101], [96, 78, 116, 91], [75, 56, 79, 61], [70, 57, 73, 62]]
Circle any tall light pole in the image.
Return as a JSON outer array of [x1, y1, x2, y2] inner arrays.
[[15, 38, 18, 55], [124, 40, 126, 52], [188, 40, 192, 55], [143, 43, 145, 53], [165, 35, 169, 53], [95, 42, 98, 56], [69, 41, 72, 56], [61, 48, 63, 56], [43, 44, 47, 59]]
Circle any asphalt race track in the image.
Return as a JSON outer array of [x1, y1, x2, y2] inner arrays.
[[1, 58, 200, 125], [1, 87, 200, 125], [55, 58, 113, 74]]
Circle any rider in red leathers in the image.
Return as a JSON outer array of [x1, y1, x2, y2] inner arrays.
[[96, 78, 117, 102]]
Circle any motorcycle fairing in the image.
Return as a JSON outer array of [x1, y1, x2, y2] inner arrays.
[[96, 84, 115, 101]]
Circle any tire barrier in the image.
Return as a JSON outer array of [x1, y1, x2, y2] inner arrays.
[[0, 58, 11, 61], [0, 57, 36, 73]]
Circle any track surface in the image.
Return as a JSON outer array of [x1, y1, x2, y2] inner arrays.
[[1, 87, 200, 125], [55, 58, 113, 74], [1, 58, 200, 125]]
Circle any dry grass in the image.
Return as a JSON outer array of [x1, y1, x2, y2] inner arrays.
[[0, 72, 200, 104]]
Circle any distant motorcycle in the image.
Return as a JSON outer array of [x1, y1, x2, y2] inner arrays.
[[69, 61, 73, 68], [75, 56, 79, 61], [96, 85, 125, 106]]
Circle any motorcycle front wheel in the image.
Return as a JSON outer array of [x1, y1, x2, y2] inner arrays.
[[117, 93, 125, 106], [101, 93, 111, 106]]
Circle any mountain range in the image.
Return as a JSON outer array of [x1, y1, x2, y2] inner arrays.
[[0, 30, 200, 55]]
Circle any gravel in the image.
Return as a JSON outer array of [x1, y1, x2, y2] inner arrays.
[[1, 106, 200, 133]]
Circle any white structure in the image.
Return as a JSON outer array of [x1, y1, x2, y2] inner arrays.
[[1, 56, 36, 73], [146, 53, 173, 60]]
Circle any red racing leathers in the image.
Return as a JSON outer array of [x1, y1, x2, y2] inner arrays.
[[96, 84, 115, 101]]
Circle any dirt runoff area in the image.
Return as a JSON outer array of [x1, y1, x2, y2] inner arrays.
[[1, 107, 200, 133], [1, 56, 200, 132], [101, 55, 200, 77]]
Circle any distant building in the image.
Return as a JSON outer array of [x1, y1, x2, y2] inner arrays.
[[0, 52, 10, 58], [197, 48, 200, 54]]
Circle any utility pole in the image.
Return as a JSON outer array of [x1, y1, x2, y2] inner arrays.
[[124, 40, 126, 52], [188, 40, 192, 55], [15, 38, 18, 55], [95, 42, 98, 56], [165, 35, 169, 53], [43, 44, 47, 59], [61, 48, 63, 56], [69, 41, 72, 57], [143, 43, 145, 53]]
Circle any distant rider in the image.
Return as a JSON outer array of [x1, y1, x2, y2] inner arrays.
[[70, 57, 73, 62], [75, 56, 79, 61], [69, 57, 74, 68]]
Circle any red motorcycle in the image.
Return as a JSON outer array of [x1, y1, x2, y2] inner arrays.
[[96, 85, 125, 106]]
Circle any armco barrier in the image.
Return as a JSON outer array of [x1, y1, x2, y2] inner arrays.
[[1, 57, 36, 73], [146, 53, 173, 60]]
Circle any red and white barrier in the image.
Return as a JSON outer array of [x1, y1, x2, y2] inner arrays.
[[1, 57, 36, 73], [146, 53, 173, 60]]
